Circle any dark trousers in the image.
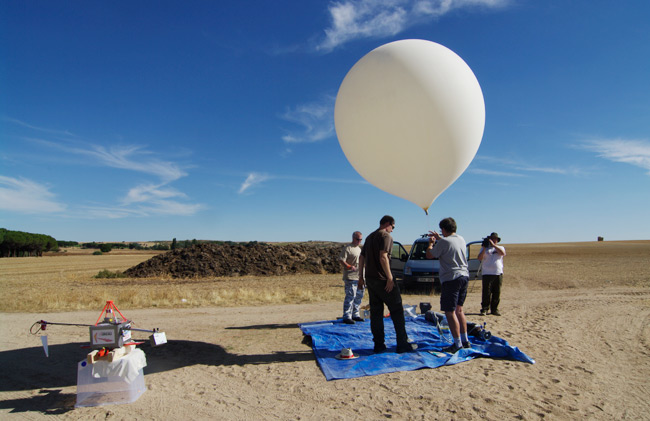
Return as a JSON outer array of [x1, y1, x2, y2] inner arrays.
[[365, 278, 408, 347], [481, 274, 502, 313]]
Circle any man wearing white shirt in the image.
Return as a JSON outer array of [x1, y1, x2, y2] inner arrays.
[[340, 231, 364, 324], [478, 232, 506, 316]]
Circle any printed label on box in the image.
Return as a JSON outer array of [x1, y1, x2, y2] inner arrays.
[[92, 329, 116, 345]]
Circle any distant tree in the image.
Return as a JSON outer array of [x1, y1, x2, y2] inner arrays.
[[0, 228, 57, 257], [2, 230, 25, 256], [57, 240, 79, 248], [99, 243, 112, 253], [171, 238, 177, 250]]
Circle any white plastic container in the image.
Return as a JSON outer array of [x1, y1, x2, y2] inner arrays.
[[75, 357, 146, 407]]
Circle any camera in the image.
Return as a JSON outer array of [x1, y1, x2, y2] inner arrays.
[[482, 237, 491, 248], [467, 322, 492, 341]]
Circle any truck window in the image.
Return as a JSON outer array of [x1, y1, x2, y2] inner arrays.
[[391, 243, 407, 260], [409, 242, 430, 260]]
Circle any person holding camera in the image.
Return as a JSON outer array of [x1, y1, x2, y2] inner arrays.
[[478, 232, 506, 316]]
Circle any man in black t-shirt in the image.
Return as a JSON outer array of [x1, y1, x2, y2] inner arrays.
[[359, 215, 417, 354]]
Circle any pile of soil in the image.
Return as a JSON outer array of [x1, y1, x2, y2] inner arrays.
[[124, 242, 345, 278]]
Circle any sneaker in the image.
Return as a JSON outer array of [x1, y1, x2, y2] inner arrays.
[[352, 316, 364, 322], [492, 311, 501, 316], [396, 343, 418, 353], [441, 343, 462, 353], [479, 310, 487, 316], [462, 341, 471, 349], [342, 318, 355, 324], [373, 344, 387, 353]]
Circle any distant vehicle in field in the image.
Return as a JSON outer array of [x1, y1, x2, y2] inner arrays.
[[390, 235, 481, 290]]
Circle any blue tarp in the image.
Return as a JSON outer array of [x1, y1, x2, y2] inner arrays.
[[299, 315, 535, 380]]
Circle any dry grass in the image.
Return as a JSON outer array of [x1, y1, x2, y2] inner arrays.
[[0, 252, 346, 312], [1, 240, 648, 313]]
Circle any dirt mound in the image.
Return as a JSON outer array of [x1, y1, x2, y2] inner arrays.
[[124, 242, 345, 278]]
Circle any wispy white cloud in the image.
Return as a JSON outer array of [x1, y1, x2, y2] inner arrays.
[[473, 155, 584, 177], [282, 175, 369, 184], [79, 206, 145, 219], [42, 140, 200, 216], [123, 183, 187, 205], [238, 171, 367, 195], [317, 0, 509, 52], [6, 118, 203, 217], [0, 176, 67, 213], [239, 173, 272, 194], [119, 183, 204, 215], [513, 165, 572, 175], [281, 96, 335, 144], [581, 138, 650, 175], [77, 145, 187, 182], [77, 199, 203, 219], [27, 138, 187, 182], [468, 168, 527, 177], [2, 116, 77, 138], [143, 201, 204, 216]]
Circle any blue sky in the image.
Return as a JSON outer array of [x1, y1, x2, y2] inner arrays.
[[1, 0, 649, 245]]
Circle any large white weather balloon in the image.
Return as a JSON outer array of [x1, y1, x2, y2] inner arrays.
[[335, 39, 485, 214]]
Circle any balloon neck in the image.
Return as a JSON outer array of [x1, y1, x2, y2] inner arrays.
[[423, 208, 429, 215]]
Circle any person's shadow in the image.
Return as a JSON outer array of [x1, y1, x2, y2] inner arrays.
[[0, 334, 314, 415]]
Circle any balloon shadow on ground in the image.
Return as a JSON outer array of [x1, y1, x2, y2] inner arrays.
[[0, 339, 314, 415]]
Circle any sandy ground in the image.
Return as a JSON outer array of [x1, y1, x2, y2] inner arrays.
[[1, 243, 650, 420]]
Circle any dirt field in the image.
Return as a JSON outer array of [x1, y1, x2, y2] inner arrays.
[[1, 240, 649, 420]]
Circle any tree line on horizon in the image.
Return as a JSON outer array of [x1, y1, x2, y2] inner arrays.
[[0, 228, 269, 257], [0, 228, 58, 257]]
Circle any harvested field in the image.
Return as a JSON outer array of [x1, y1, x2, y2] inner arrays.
[[1, 240, 649, 420]]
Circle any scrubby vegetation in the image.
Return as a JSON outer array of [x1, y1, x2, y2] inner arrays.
[[95, 269, 127, 278]]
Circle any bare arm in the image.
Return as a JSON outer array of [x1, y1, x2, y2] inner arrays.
[[358, 254, 365, 289], [340, 257, 356, 272], [380, 250, 394, 292], [490, 239, 506, 256], [426, 231, 438, 259], [478, 247, 486, 261]]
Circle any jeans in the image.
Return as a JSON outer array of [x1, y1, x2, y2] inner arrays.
[[343, 280, 364, 319]]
